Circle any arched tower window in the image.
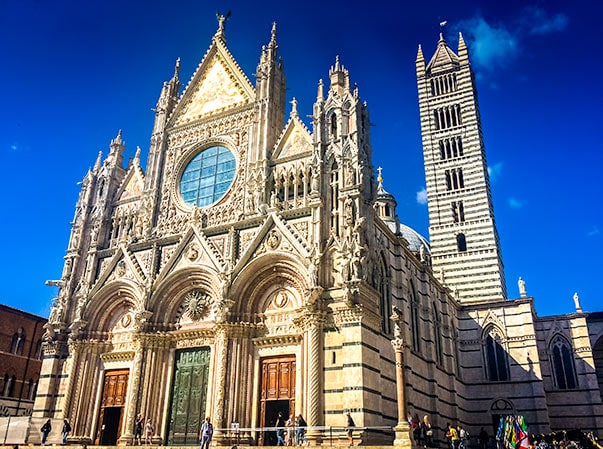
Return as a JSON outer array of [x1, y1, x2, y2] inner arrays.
[[10, 328, 25, 355], [410, 283, 421, 353], [456, 233, 467, 252], [379, 253, 391, 334], [484, 327, 509, 381], [330, 113, 338, 139], [550, 335, 577, 389]]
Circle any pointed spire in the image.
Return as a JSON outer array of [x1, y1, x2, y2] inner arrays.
[[269, 22, 277, 49], [416, 44, 426, 76], [317, 79, 324, 101], [94, 151, 103, 170], [172, 57, 180, 82], [329, 56, 349, 94], [458, 32, 469, 62], [111, 129, 123, 147], [134, 146, 141, 166]]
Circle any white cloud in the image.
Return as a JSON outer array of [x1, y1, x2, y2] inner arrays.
[[488, 162, 504, 182], [456, 16, 518, 72], [9, 143, 18, 151], [508, 197, 525, 209], [521, 6, 569, 35], [416, 188, 428, 205], [587, 226, 600, 237], [455, 6, 569, 76]]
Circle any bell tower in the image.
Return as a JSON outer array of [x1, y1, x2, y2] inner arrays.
[[417, 33, 507, 301]]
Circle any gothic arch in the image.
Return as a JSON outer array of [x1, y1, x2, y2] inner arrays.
[[482, 324, 510, 382], [85, 280, 143, 333], [230, 253, 306, 316], [549, 333, 577, 389]]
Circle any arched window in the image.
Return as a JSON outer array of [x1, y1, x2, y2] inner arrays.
[[456, 233, 467, 252], [36, 339, 43, 359], [27, 379, 34, 400], [379, 254, 391, 334], [433, 303, 443, 366], [10, 328, 25, 355], [551, 335, 577, 389], [8, 375, 16, 397], [410, 283, 421, 353], [484, 327, 509, 381], [329, 161, 340, 236], [330, 113, 338, 139]]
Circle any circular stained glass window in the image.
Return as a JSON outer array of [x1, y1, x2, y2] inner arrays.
[[179, 145, 236, 207]]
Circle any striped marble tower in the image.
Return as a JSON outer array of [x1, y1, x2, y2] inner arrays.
[[416, 33, 507, 302]]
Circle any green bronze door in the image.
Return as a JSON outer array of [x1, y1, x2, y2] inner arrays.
[[167, 347, 210, 445]]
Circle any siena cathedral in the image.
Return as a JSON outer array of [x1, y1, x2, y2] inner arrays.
[[35, 18, 603, 447]]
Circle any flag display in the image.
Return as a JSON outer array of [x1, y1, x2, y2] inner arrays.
[[496, 416, 530, 449]]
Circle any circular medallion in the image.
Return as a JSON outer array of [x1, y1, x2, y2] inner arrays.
[[179, 145, 236, 207]]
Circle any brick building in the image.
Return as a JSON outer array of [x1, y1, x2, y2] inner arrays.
[[0, 304, 46, 416]]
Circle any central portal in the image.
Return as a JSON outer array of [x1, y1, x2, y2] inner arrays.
[[259, 356, 296, 446]]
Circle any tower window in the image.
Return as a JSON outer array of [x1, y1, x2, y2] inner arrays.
[[445, 168, 464, 191], [456, 233, 467, 252], [551, 336, 577, 389], [434, 104, 462, 130], [452, 201, 465, 223], [439, 137, 463, 160]]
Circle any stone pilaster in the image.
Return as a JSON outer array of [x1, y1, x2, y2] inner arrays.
[[212, 326, 229, 443], [119, 338, 145, 444]]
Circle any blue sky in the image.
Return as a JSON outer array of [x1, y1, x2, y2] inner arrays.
[[1, 0, 601, 319]]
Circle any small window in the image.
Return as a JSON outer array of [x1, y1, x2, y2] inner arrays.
[[456, 233, 467, 252]]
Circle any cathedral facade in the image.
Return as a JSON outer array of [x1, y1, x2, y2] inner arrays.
[[34, 20, 603, 446]]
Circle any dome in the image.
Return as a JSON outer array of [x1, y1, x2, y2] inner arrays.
[[399, 223, 430, 253]]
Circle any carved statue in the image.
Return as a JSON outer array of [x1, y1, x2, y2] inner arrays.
[[518, 277, 526, 297], [573, 292, 582, 312]]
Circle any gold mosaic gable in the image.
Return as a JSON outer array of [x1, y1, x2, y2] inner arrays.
[[118, 170, 143, 201], [175, 57, 250, 125]]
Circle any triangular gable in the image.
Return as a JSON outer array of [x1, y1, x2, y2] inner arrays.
[[273, 116, 313, 160], [153, 225, 225, 286], [90, 246, 147, 296], [171, 39, 255, 126], [232, 212, 312, 279], [115, 165, 145, 202]]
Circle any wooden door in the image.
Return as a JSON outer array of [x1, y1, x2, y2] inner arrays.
[[97, 369, 129, 445], [259, 356, 295, 445], [167, 347, 211, 445]]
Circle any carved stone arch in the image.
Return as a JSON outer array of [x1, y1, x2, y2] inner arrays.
[[481, 311, 507, 340], [490, 398, 515, 414], [151, 267, 221, 328], [230, 253, 306, 317], [85, 281, 142, 335]]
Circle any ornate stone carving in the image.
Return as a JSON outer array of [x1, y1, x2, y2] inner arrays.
[[183, 291, 212, 321]]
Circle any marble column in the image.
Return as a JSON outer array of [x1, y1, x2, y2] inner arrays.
[[119, 337, 145, 444], [391, 308, 412, 448], [212, 326, 229, 443]]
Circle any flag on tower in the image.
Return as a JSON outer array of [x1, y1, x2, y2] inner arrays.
[[439, 20, 447, 27]]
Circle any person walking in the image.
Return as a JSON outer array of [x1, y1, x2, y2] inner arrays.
[[285, 414, 295, 446], [199, 417, 213, 449], [62, 419, 71, 445], [134, 413, 144, 445], [296, 414, 308, 446], [458, 426, 469, 449], [41, 419, 52, 445], [346, 412, 355, 445], [447, 424, 459, 449]]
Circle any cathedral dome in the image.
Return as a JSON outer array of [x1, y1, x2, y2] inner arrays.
[[399, 223, 430, 253]]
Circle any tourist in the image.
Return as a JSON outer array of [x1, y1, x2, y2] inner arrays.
[[41, 419, 52, 445], [62, 419, 72, 445], [199, 416, 213, 449], [134, 413, 144, 445], [296, 414, 308, 446], [421, 415, 433, 448], [144, 419, 154, 445], [286, 414, 295, 446], [346, 412, 355, 445]]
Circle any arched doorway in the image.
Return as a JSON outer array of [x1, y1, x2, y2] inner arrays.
[[259, 356, 296, 445]]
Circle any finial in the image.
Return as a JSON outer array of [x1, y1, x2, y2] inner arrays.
[[573, 292, 582, 313], [317, 79, 324, 101], [271, 22, 277, 44], [458, 32, 468, 61], [111, 130, 123, 146], [377, 166, 383, 187], [335, 55, 341, 71], [134, 146, 141, 165], [174, 57, 181, 77], [94, 151, 103, 170], [290, 97, 298, 118]]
